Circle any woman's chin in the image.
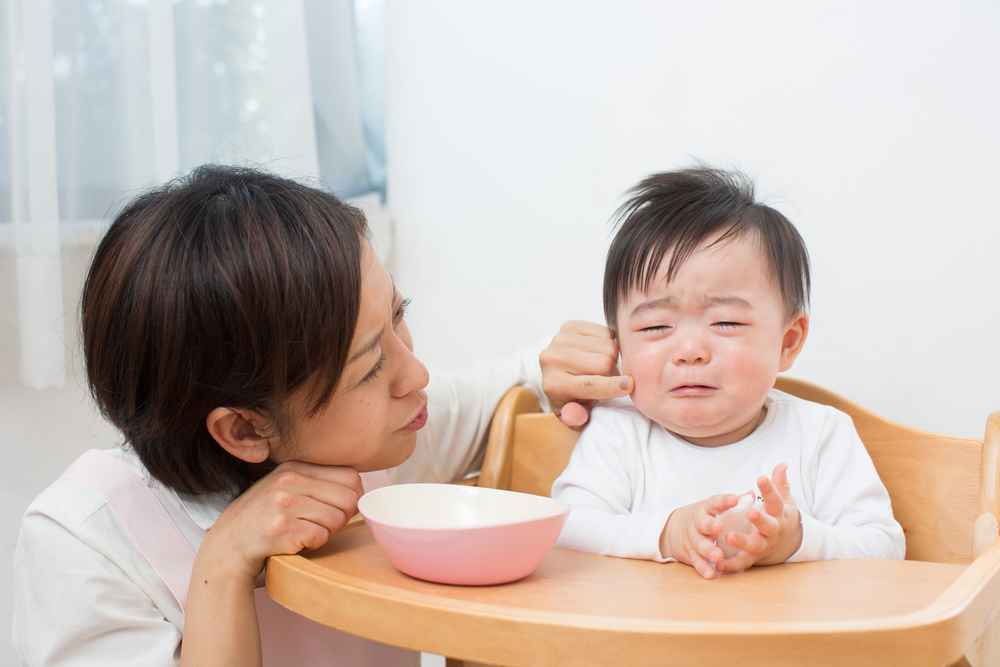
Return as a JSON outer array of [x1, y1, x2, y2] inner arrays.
[[386, 432, 419, 467]]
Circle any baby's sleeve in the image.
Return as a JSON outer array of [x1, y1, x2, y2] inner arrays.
[[551, 409, 674, 562], [789, 409, 906, 562]]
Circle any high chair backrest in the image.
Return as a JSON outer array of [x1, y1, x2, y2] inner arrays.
[[478, 378, 1000, 564]]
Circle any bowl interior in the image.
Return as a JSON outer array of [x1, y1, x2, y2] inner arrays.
[[358, 483, 567, 530]]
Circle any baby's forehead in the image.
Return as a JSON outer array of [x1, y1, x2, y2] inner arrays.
[[624, 236, 779, 301]]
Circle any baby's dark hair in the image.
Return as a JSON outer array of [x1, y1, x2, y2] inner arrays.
[[82, 165, 368, 495], [603, 168, 810, 328]]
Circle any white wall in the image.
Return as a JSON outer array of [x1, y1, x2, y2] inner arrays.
[[387, 1, 1000, 439]]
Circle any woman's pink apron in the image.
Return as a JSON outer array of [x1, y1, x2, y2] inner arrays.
[[64, 449, 418, 666]]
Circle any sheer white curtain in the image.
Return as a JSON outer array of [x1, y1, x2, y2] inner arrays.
[[1, 0, 387, 389]]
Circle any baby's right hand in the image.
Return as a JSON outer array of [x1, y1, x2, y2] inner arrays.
[[195, 461, 364, 584], [661, 494, 741, 579]]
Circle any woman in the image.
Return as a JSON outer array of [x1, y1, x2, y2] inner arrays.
[[12, 165, 627, 666]]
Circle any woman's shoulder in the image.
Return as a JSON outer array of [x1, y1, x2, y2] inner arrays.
[[23, 449, 120, 529], [15, 447, 185, 631], [18, 447, 152, 582], [14, 457, 184, 665]]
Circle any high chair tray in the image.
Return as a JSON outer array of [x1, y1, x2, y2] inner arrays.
[[266, 522, 999, 666]]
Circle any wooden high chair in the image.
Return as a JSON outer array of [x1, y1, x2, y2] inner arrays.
[[475, 378, 1000, 666]]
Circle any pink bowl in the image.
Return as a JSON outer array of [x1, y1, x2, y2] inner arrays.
[[358, 483, 568, 586]]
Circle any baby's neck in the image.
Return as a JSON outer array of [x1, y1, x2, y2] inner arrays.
[[673, 405, 768, 448]]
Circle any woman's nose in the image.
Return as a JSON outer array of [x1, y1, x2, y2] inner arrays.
[[389, 331, 429, 398]]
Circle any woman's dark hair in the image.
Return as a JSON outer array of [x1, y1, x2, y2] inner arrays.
[[603, 168, 810, 328], [82, 165, 368, 495]]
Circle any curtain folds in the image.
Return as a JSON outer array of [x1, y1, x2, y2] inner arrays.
[[1, 0, 386, 388]]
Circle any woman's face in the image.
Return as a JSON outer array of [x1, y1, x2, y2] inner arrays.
[[274, 241, 430, 471]]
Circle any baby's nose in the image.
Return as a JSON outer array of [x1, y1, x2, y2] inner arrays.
[[672, 340, 710, 365]]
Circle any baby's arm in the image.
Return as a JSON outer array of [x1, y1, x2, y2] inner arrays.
[[789, 410, 906, 561], [551, 413, 676, 562]]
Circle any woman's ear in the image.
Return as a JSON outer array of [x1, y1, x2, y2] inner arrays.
[[206, 407, 274, 464], [778, 313, 810, 373]]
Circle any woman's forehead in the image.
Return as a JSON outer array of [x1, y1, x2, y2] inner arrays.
[[350, 245, 395, 349]]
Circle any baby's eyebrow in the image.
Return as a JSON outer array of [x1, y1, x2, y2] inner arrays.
[[705, 295, 752, 308], [629, 295, 751, 317], [630, 297, 674, 318]]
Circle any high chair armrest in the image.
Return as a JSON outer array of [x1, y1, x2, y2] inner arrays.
[[973, 412, 1000, 556], [915, 542, 1000, 664]]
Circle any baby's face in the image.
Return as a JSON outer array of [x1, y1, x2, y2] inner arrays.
[[616, 234, 807, 446]]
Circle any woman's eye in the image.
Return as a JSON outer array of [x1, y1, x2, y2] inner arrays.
[[360, 354, 386, 385], [393, 298, 411, 325]]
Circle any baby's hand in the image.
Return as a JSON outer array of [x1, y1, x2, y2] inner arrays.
[[716, 463, 803, 574], [661, 494, 741, 579]]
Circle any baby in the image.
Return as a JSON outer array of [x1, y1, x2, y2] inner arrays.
[[552, 168, 905, 578]]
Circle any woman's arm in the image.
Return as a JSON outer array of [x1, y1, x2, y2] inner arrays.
[[180, 559, 260, 667], [390, 322, 631, 484], [179, 461, 365, 667]]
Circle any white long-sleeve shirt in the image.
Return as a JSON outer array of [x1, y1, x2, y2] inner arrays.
[[552, 389, 905, 563], [12, 346, 546, 667]]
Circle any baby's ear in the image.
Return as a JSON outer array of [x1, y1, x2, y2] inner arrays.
[[778, 313, 809, 372]]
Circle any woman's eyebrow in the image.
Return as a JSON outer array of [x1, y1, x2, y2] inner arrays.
[[348, 281, 403, 366]]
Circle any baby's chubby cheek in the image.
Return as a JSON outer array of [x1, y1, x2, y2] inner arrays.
[[726, 349, 777, 396], [621, 346, 670, 413]]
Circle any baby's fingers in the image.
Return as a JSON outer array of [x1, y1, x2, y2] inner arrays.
[[716, 550, 755, 575], [704, 494, 740, 517], [757, 476, 785, 518], [695, 514, 721, 538], [773, 463, 792, 498], [727, 530, 768, 556], [747, 508, 780, 538], [693, 533, 723, 565], [690, 551, 720, 580]]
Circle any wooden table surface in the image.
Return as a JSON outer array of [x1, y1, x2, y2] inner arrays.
[[266, 523, 972, 666]]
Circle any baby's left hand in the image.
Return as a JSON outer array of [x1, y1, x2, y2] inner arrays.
[[716, 463, 803, 573]]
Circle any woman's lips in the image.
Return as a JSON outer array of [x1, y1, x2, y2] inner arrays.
[[403, 405, 428, 431], [669, 384, 717, 397]]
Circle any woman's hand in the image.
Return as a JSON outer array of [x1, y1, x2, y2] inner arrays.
[[717, 464, 803, 573], [196, 461, 364, 582], [182, 462, 362, 667], [540, 320, 633, 427]]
